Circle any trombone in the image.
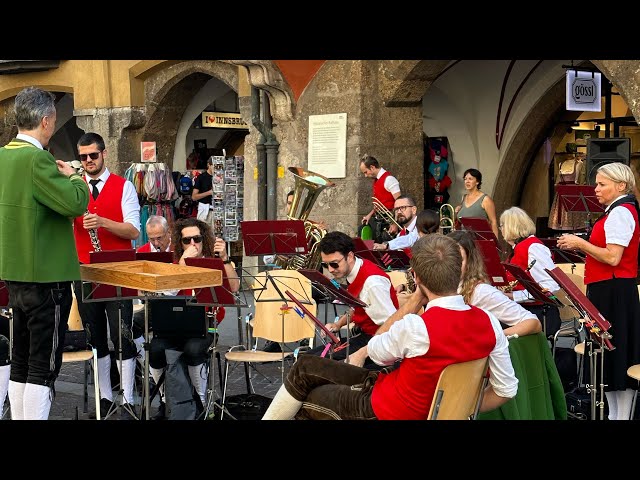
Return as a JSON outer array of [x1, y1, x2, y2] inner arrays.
[[439, 203, 456, 234], [371, 197, 403, 231]]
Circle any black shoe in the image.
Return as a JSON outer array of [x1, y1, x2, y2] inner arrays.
[[120, 404, 138, 420], [152, 401, 166, 420], [299, 339, 309, 347], [262, 341, 282, 353], [89, 398, 115, 419]]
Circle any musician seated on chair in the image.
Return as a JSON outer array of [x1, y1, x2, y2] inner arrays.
[[149, 217, 239, 419], [373, 195, 419, 255], [262, 234, 518, 420], [301, 231, 399, 369]]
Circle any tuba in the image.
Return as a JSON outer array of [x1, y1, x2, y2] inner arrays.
[[275, 167, 335, 270], [438, 203, 456, 235]]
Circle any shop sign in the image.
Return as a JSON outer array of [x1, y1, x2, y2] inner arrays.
[[566, 70, 601, 112], [141, 141, 157, 163], [201, 112, 248, 129]]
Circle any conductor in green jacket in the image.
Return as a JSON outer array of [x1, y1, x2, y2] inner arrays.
[[0, 86, 89, 420]]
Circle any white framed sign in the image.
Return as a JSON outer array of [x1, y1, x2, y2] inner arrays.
[[566, 70, 601, 112], [308, 113, 347, 178]]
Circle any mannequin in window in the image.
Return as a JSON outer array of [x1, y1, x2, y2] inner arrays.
[[548, 154, 588, 231]]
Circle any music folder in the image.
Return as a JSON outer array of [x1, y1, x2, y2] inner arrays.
[[0, 281, 8, 308], [459, 217, 499, 245], [240, 220, 308, 256], [184, 257, 238, 307], [540, 237, 585, 265], [297, 269, 367, 308], [474, 239, 508, 287], [136, 251, 174, 263], [555, 184, 604, 214], [501, 262, 560, 307], [352, 237, 411, 270]]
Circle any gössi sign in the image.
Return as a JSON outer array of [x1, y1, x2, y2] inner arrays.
[[566, 70, 601, 112]]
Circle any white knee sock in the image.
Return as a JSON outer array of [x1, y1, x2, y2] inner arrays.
[[616, 388, 635, 420], [0, 365, 10, 417], [8, 380, 25, 420], [117, 357, 136, 405], [262, 385, 302, 420], [23, 383, 52, 420], [605, 390, 618, 420], [150, 367, 165, 402], [97, 355, 113, 401], [188, 364, 207, 406]]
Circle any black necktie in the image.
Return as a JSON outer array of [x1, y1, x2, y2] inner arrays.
[[89, 179, 101, 201]]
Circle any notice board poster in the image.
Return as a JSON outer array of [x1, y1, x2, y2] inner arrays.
[[308, 113, 347, 178]]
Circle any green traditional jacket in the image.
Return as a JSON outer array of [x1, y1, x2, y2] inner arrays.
[[0, 139, 89, 282]]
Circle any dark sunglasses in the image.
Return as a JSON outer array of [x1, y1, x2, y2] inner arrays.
[[181, 235, 203, 245], [79, 152, 101, 161], [321, 256, 345, 269]]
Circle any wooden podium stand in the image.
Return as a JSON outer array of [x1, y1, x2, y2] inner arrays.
[[80, 260, 223, 420]]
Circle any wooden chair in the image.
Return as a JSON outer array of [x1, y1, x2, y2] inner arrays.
[[551, 289, 584, 358], [61, 291, 100, 419], [627, 364, 640, 419], [556, 263, 585, 277], [428, 356, 489, 420], [221, 270, 316, 417]]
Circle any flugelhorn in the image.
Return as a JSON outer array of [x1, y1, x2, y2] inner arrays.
[[371, 197, 403, 231], [438, 203, 456, 234]]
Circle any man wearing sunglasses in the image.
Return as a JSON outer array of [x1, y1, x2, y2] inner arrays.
[[72, 132, 141, 419], [148, 217, 239, 419], [373, 195, 419, 255], [0, 87, 89, 419], [302, 231, 399, 368]]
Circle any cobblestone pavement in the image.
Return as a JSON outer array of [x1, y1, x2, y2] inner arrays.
[[2, 300, 342, 421]]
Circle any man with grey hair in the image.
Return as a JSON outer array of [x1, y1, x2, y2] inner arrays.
[[0, 86, 89, 419], [137, 215, 172, 253]]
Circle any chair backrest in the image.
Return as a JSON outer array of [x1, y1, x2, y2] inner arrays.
[[556, 263, 585, 277], [428, 356, 489, 420], [252, 270, 316, 343], [555, 289, 582, 322], [565, 272, 586, 295], [68, 288, 84, 332]]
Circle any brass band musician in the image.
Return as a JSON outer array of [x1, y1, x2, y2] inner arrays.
[[359, 154, 402, 241], [373, 195, 419, 254]]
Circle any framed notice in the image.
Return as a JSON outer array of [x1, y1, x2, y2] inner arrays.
[[141, 142, 157, 163], [308, 113, 347, 178]]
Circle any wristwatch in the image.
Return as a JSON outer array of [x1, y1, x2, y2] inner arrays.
[[382, 242, 389, 250]]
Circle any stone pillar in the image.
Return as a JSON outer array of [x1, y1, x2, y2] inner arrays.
[[74, 107, 147, 176]]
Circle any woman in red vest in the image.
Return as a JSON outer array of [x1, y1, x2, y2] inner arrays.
[[558, 163, 640, 420], [499, 206, 561, 338]]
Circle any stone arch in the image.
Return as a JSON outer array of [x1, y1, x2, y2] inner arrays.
[[379, 60, 453, 107], [140, 61, 241, 169]]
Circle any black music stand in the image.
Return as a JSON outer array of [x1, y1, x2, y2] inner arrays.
[[136, 251, 174, 263], [502, 262, 563, 336], [546, 267, 614, 420], [297, 269, 368, 362], [475, 239, 509, 287], [352, 237, 411, 270], [185, 257, 248, 420], [540, 238, 585, 272], [556, 184, 604, 234]]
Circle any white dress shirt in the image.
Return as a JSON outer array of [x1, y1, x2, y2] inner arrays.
[[376, 167, 401, 195], [346, 257, 397, 326], [368, 294, 518, 399], [471, 283, 537, 327], [84, 167, 140, 233], [512, 237, 560, 303], [16, 133, 43, 150], [388, 215, 418, 251], [604, 195, 635, 247]]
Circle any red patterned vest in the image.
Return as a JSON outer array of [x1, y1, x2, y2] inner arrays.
[[73, 174, 134, 264], [585, 203, 639, 285], [398, 227, 413, 258], [371, 304, 495, 420], [136, 242, 152, 253], [373, 170, 396, 210], [346, 259, 399, 335]]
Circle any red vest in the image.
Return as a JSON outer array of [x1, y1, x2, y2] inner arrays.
[[371, 305, 495, 420], [398, 227, 413, 258], [73, 174, 133, 264], [505, 236, 542, 295], [137, 242, 152, 253], [346, 259, 399, 336], [373, 170, 396, 210], [585, 203, 639, 285]]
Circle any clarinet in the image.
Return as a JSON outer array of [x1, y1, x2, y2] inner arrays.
[[84, 210, 102, 252]]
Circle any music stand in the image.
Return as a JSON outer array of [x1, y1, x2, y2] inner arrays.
[[540, 237, 585, 273], [85, 249, 141, 420], [555, 184, 604, 234], [352, 237, 411, 270], [474, 239, 509, 287], [136, 251, 174, 263], [297, 268, 368, 362], [502, 262, 563, 336], [459, 217, 499, 245], [185, 257, 248, 420], [546, 267, 614, 420]]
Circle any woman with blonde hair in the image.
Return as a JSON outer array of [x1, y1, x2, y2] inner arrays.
[[448, 230, 541, 337], [558, 162, 640, 420], [499, 206, 561, 337]]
